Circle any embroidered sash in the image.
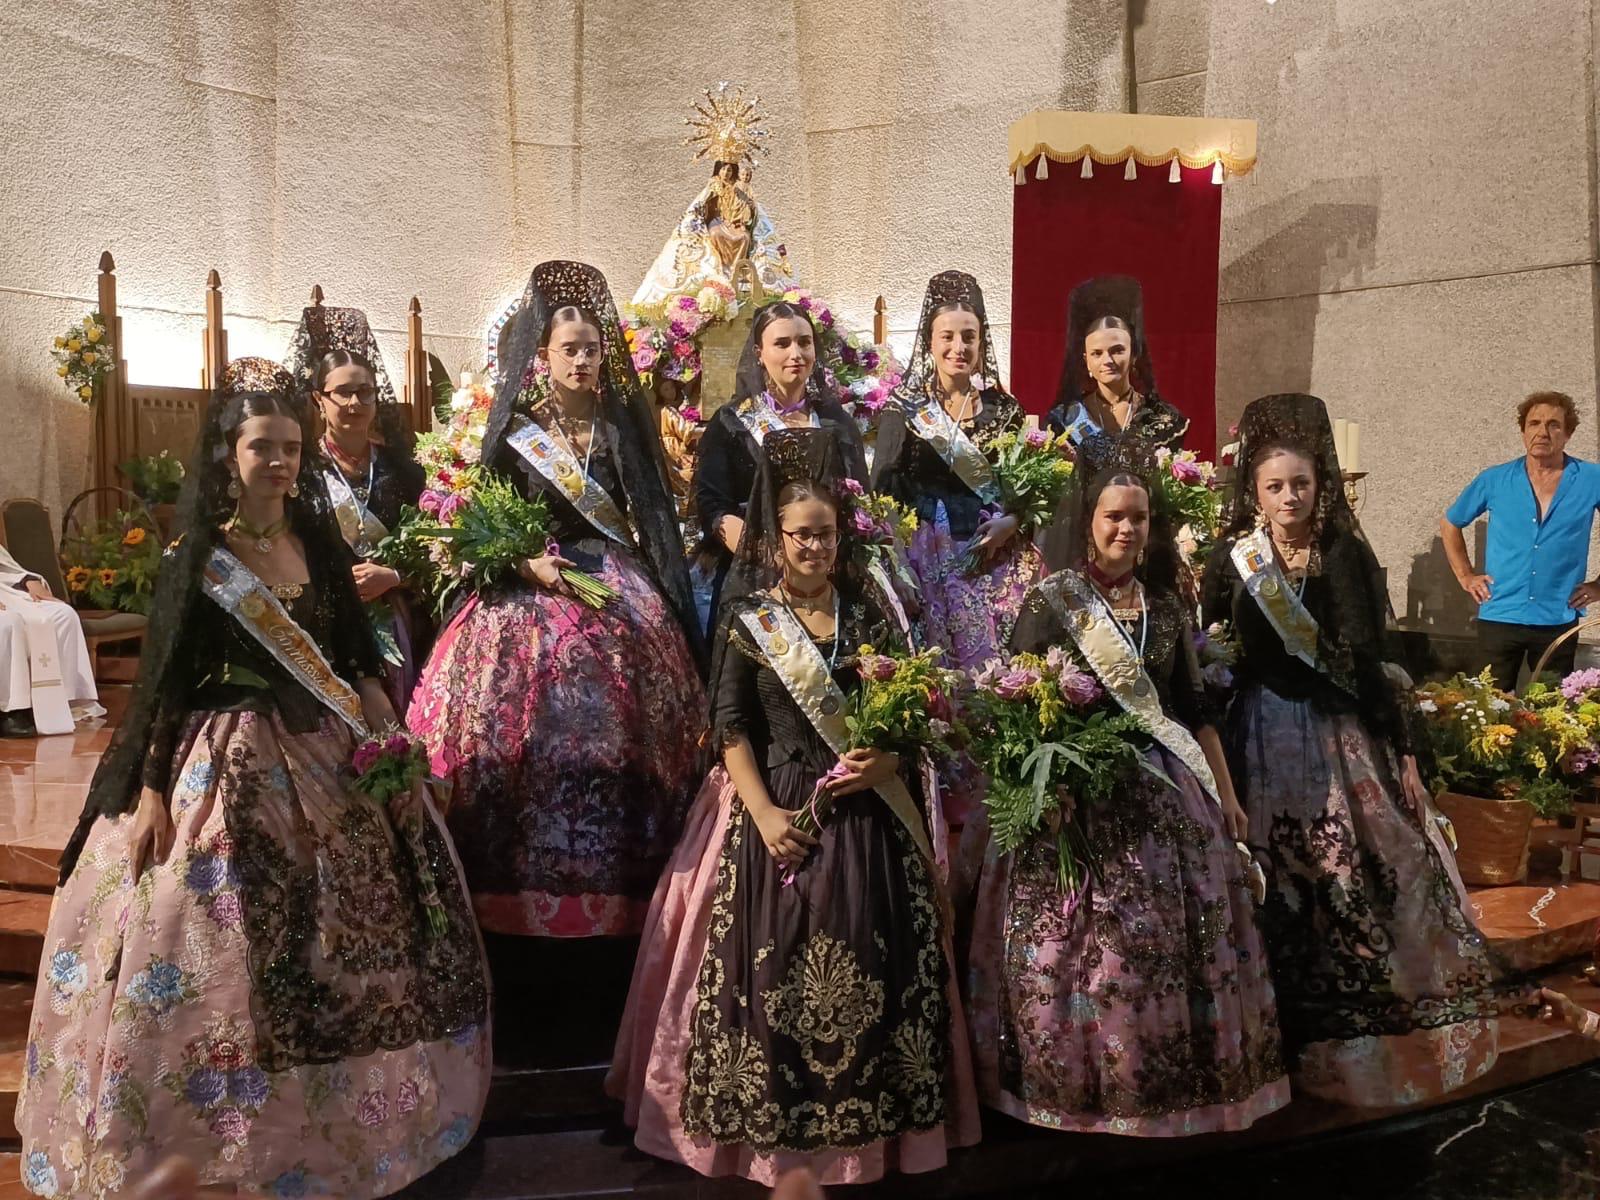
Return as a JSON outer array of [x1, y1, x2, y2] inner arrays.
[[738, 601, 937, 867], [1042, 571, 1221, 806], [201, 547, 369, 736], [733, 397, 818, 447], [322, 466, 389, 557], [1058, 403, 1102, 447], [4, 590, 72, 735], [505, 414, 634, 546], [1230, 528, 1335, 678], [906, 399, 1000, 505]]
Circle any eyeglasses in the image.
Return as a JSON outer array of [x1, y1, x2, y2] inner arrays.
[[320, 386, 377, 407], [550, 345, 604, 364], [782, 528, 840, 550]]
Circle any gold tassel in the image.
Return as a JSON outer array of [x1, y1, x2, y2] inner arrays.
[[1014, 165, 1026, 186], [1123, 156, 1138, 181], [1036, 154, 1049, 180], [1168, 158, 1182, 183], [1080, 156, 1094, 179]]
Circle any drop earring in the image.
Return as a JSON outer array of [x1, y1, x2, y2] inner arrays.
[[227, 474, 241, 499], [288, 479, 300, 498]]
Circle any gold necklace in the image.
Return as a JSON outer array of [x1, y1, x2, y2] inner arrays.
[[228, 513, 289, 555]]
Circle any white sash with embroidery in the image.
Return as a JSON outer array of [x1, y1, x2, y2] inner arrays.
[[906, 399, 1000, 505], [1230, 528, 1330, 677], [733, 396, 819, 447], [1058, 403, 1102, 446], [201, 547, 369, 736], [4, 589, 72, 735], [322, 466, 389, 557], [1042, 571, 1221, 806], [505, 414, 634, 547], [738, 600, 937, 867]]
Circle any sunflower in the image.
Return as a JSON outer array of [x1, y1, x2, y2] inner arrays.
[[98, 568, 120, 587], [65, 566, 91, 593], [122, 526, 147, 547]]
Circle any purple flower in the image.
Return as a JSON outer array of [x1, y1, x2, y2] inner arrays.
[[680, 406, 702, 424], [384, 733, 411, 755], [1563, 745, 1600, 775], [840, 478, 865, 496], [184, 1067, 227, 1109], [417, 490, 444, 516], [676, 295, 698, 312], [1025, 428, 1049, 449], [437, 492, 468, 522], [840, 344, 858, 365], [352, 741, 382, 774], [993, 667, 1041, 700], [1201, 662, 1234, 691], [185, 854, 225, 896], [1171, 457, 1204, 484], [208, 891, 242, 930], [209, 1106, 249, 1144], [1561, 668, 1600, 700], [851, 509, 877, 536], [862, 349, 880, 370], [632, 344, 659, 371], [668, 319, 689, 339], [228, 1067, 270, 1108], [1058, 666, 1103, 706]]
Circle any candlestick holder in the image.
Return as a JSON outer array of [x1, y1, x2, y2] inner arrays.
[[1342, 470, 1368, 514]]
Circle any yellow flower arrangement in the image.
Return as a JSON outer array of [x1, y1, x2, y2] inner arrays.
[[97, 568, 119, 587], [64, 566, 91, 593], [50, 311, 114, 404]]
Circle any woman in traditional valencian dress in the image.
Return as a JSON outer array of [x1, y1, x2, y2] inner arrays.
[[407, 261, 705, 940], [1201, 393, 1506, 1106], [17, 359, 490, 1200], [284, 305, 429, 711], [693, 299, 868, 629], [871, 271, 1040, 672], [966, 455, 1288, 1135], [610, 429, 980, 1185], [1045, 276, 1189, 469]]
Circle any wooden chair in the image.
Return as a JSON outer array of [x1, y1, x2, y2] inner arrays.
[[0, 497, 147, 680]]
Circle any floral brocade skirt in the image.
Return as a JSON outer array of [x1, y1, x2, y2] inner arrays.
[[407, 543, 706, 937], [17, 709, 491, 1200], [905, 504, 1040, 826], [1227, 685, 1506, 1106], [606, 767, 981, 1185], [965, 746, 1289, 1135]]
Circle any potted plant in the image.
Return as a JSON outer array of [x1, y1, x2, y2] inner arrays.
[[118, 451, 184, 538], [1416, 669, 1579, 885]]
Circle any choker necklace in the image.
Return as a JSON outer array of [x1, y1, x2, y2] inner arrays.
[[323, 436, 371, 469], [768, 388, 810, 417], [228, 513, 289, 554], [1086, 561, 1136, 602], [781, 576, 831, 601]]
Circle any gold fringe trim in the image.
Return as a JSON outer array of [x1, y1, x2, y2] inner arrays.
[[1008, 140, 1258, 177], [1006, 110, 1259, 179]]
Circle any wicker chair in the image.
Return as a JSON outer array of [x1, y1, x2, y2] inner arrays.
[[0, 497, 147, 680]]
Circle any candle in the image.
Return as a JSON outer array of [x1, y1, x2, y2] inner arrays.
[[460, 370, 473, 388], [1333, 418, 1349, 472], [1346, 420, 1361, 474]]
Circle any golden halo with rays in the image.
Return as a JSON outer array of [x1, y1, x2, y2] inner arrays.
[[682, 80, 770, 168]]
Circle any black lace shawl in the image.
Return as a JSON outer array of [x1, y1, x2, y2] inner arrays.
[[61, 359, 381, 882], [484, 260, 705, 665], [870, 270, 1025, 539], [282, 303, 415, 454]]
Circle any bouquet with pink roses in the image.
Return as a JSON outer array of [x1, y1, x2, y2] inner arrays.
[[967, 649, 1170, 902]]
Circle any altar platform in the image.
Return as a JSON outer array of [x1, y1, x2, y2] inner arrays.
[[0, 690, 1596, 1198]]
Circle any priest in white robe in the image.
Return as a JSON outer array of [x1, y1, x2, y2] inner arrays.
[[0, 545, 99, 736]]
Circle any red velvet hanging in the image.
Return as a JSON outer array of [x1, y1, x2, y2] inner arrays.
[[1008, 159, 1223, 455]]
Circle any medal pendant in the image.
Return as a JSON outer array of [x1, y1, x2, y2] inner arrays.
[[770, 635, 790, 656], [1259, 578, 1280, 598], [820, 696, 840, 716], [1133, 678, 1152, 698], [239, 593, 266, 619], [255, 537, 273, 554]]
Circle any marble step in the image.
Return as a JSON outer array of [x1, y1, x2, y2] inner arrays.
[[0, 981, 32, 1146], [0, 894, 48, 979]]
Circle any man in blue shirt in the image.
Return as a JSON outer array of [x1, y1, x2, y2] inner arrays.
[[1441, 391, 1600, 689]]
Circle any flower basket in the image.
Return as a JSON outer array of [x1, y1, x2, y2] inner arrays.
[[1433, 790, 1535, 885]]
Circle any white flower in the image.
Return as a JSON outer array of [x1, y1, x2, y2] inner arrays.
[[1488, 696, 1511, 713], [1418, 698, 1438, 713]]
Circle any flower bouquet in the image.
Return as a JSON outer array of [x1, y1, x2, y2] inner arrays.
[[119, 450, 185, 505], [50, 311, 114, 404], [1194, 621, 1239, 697], [785, 645, 963, 880], [956, 427, 1075, 574], [1153, 447, 1224, 560], [407, 469, 619, 611], [842, 482, 923, 613], [61, 510, 162, 614], [350, 733, 449, 937], [967, 649, 1170, 902]]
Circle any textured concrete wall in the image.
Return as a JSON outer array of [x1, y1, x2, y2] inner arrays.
[[0, 0, 1127, 517], [1206, 0, 1600, 621]]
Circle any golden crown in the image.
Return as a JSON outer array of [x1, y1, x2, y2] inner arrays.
[[683, 81, 770, 167]]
